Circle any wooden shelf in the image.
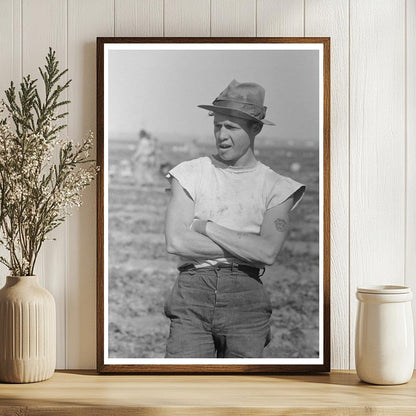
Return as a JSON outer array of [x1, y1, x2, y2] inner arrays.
[[0, 370, 415, 415]]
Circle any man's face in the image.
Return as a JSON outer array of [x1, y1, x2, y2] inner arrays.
[[213, 113, 255, 164]]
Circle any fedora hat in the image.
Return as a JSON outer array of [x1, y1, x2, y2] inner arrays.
[[198, 79, 275, 125]]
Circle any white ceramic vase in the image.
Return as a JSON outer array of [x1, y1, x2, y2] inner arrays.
[[0, 276, 56, 383], [355, 285, 414, 385]]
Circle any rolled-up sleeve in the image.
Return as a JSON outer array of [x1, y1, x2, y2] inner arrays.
[[266, 177, 306, 212], [166, 159, 201, 201]]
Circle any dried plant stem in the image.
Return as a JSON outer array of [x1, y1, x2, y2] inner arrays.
[[0, 48, 97, 276]]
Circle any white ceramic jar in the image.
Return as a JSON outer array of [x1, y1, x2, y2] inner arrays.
[[355, 285, 414, 385]]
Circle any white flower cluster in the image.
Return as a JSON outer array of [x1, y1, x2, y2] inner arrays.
[[0, 101, 97, 276]]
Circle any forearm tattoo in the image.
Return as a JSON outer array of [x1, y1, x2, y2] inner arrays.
[[274, 218, 289, 232]]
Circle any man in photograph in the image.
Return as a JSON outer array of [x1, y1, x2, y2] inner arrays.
[[164, 79, 305, 358]]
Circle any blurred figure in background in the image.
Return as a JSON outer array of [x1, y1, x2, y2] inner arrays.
[[132, 129, 158, 187]]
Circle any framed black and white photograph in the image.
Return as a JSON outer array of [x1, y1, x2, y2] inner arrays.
[[97, 37, 330, 374]]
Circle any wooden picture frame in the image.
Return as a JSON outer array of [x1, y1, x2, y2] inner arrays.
[[97, 37, 330, 373]]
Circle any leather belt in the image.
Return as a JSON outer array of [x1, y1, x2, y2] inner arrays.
[[178, 263, 265, 277]]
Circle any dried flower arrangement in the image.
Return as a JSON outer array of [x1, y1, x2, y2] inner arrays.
[[0, 48, 97, 276]]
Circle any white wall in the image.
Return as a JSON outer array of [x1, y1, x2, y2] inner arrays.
[[0, 0, 414, 370]]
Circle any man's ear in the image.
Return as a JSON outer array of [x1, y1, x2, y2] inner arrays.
[[252, 122, 263, 135]]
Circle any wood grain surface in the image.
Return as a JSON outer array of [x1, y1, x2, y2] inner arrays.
[[305, 0, 349, 371], [0, 0, 21, 290], [257, 0, 304, 37], [406, 0, 416, 367], [0, 370, 415, 415], [67, 0, 114, 370], [115, 0, 163, 37], [211, 0, 256, 37], [349, 0, 406, 369], [165, 0, 211, 37]]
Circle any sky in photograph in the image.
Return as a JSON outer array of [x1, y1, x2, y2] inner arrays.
[[108, 48, 319, 143]]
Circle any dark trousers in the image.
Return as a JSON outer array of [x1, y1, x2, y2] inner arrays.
[[164, 265, 272, 358]]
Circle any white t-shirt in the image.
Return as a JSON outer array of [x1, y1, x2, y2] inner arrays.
[[167, 155, 305, 267]]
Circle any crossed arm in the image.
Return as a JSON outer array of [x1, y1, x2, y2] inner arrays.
[[165, 178, 294, 266]]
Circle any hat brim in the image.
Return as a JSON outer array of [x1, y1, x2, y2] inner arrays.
[[197, 104, 275, 126]]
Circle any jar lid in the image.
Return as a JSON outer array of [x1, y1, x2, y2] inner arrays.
[[356, 285, 411, 294]]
